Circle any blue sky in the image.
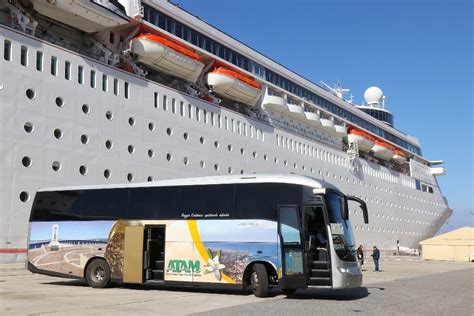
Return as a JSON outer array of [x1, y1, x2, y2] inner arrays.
[[174, 0, 473, 231]]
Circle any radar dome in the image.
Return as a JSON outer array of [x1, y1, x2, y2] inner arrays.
[[364, 86, 384, 105]]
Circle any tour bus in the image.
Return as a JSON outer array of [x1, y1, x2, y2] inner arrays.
[[27, 174, 368, 297]]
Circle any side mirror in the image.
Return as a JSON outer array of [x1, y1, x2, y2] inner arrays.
[[347, 195, 369, 224]]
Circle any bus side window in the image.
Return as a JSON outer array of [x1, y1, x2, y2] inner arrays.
[[279, 206, 301, 245], [127, 186, 179, 219], [30, 190, 83, 221], [81, 189, 127, 219]]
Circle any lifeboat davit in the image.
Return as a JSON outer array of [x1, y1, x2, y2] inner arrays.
[[206, 67, 262, 106], [393, 149, 408, 164], [372, 140, 396, 160], [131, 34, 205, 83], [347, 128, 376, 152]]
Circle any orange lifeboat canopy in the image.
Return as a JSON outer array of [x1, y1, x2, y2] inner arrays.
[[131, 33, 205, 83], [206, 66, 262, 106], [347, 127, 377, 152]]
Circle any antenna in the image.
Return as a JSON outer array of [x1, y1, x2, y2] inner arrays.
[[320, 80, 350, 100]]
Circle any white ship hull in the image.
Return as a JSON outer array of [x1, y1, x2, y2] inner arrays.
[[0, 26, 451, 262]]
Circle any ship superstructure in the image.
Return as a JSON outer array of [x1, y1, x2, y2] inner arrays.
[[0, 0, 451, 262]]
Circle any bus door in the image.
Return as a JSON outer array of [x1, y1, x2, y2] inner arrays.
[[278, 205, 306, 289], [143, 226, 166, 282], [303, 205, 332, 287]]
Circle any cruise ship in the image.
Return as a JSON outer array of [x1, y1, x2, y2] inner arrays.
[[0, 0, 452, 263]]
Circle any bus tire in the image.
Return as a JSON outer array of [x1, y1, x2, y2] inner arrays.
[[85, 258, 111, 288], [251, 263, 269, 297]]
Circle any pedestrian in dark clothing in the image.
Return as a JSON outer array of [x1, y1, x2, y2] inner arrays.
[[357, 245, 364, 267], [371, 246, 380, 272]]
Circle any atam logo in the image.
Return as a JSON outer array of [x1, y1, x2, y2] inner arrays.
[[166, 259, 201, 273]]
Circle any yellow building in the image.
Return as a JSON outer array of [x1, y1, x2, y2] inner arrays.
[[419, 227, 474, 262]]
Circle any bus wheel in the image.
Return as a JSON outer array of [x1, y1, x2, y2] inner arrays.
[[251, 264, 269, 297], [85, 258, 111, 288]]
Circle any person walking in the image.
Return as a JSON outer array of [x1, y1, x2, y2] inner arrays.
[[371, 246, 380, 272], [357, 245, 364, 268]]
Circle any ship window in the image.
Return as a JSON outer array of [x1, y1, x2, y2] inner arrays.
[[231, 119, 234, 132], [171, 98, 176, 113], [3, 39, 11, 61], [211, 111, 215, 125], [36, 51, 43, 71], [78, 66, 84, 84], [90, 70, 96, 88], [102, 74, 107, 91], [163, 95, 167, 111], [20, 45, 28, 66], [124, 82, 129, 99], [50, 56, 58, 75], [113, 78, 119, 95], [196, 107, 200, 121], [65, 61, 71, 80], [188, 104, 192, 119], [225, 116, 228, 130], [109, 32, 115, 44], [154, 92, 158, 108], [218, 114, 221, 128], [180, 101, 185, 116]]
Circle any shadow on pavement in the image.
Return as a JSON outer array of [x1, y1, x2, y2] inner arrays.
[[284, 287, 369, 300]]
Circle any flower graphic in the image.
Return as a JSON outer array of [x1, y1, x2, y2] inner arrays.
[[204, 249, 225, 281]]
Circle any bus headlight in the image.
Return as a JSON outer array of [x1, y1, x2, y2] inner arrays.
[[337, 267, 353, 274]]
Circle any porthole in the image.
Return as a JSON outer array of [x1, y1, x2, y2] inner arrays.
[[240, 148, 245, 155], [214, 141, 219, 148], [284, 160, 288, 166], [128, 145, 134, 154], [227, 144, 232, 152], [80, 134, 89, 144], [183, 157, 189, 165], [82, 104, 90, 114], [214, 164, 219, 171], [105, 111, 113, 120], [104, 169, 111, 179], [148, 122, 155, 131], [228, 167, 233, 174], [200, 161, 205, 168], [302, 165, 306, 171], [274, 157, 278, 164], [53, 128, 63, 139], [200, 136, 205, 144], [52, 161, 61, 172], [127, 173, 134, 182], [79, 165, 87, 175], [263, 154, 268, 161], [55, 97, 64, 107], [166, 153, 172, 161], [21, 156, 32, 167], [240, 170, 245, 175], [183, 132, 189, 140], [252, 151, 257, 158], [311, 168, 314, 173], [148, 149, 154, 158], [24, 122, 34, 133], [105, 140, 113, 149], [293, 163, 297, 169], [166, 128, 172, 136], [128, 117, 135, 126], [19, 191, 29, 202], [147, 176, 153, 182], [26, 89, 36, 100]]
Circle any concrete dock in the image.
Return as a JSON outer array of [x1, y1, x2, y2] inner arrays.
[[0, 259, 472, 315]]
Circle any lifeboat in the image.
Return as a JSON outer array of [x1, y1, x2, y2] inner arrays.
[[131, 34, 205, 83], [206, 67, 262, 106], [372, 140, 396, 160], [32, 0, 129, 33], [347, 128, 376, 152], [393, 149, 408, 164]]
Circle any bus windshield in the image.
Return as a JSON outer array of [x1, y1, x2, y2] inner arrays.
[[325, 193, 356, 262]]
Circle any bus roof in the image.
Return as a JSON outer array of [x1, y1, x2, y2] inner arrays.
[[37, 174, 339, 193]]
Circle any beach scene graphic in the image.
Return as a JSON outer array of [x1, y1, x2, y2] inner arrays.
[[28, 221, 113, 277], [198, 220, 279, 283]]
